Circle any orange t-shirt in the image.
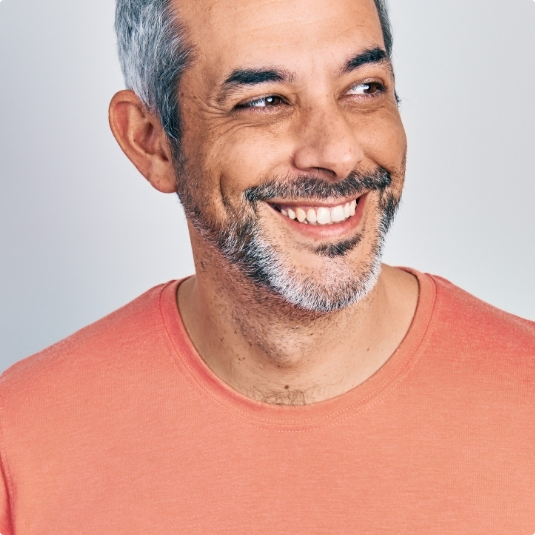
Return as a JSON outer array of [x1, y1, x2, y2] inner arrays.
[[0, 270, 534, 534]]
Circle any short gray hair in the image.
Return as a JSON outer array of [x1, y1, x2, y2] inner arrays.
[[115, 0, 191, 141], [115, 0, 393, 143]]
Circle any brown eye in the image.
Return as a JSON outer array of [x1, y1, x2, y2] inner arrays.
[[364, 82, 382, 94], [240, 95, 285, 109], [347, 82, 385, 96], [264, 96, 283, 106]]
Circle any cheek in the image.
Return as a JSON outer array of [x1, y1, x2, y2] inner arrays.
[[202, 124, 295, 199], [354, 108, 407, 174]]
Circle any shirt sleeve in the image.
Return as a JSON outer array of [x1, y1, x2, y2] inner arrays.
[[0, 459, 12, 535], [0, 416, 13, 535]]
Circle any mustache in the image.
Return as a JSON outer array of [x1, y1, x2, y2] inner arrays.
[[244, 167, 392, 203]]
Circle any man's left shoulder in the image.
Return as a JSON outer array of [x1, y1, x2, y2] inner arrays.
[[427, 273, 535, 365]]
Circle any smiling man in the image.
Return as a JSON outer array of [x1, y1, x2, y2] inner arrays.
[[0, 0, 534, 533]]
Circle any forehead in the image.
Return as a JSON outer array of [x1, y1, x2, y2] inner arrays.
[[176, 0, 384, 80]]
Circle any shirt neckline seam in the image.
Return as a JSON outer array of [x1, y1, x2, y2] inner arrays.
[[159, 272, 438, 430]]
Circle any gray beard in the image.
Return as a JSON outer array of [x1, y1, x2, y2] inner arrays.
[[175, 162, 400, 313]]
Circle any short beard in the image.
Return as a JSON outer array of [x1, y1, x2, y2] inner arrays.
[[174, 154, 400, 313]]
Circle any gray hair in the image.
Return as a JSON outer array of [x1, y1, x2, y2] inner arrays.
[[115, 0, 393, 143]]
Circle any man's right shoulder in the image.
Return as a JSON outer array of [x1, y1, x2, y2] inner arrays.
[[0, 281, 178, 404]]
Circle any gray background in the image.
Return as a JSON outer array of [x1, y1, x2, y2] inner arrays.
[[1, 0, 534, 372]]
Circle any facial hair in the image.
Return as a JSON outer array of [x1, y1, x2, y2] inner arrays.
[[174, 160, 400, 313]]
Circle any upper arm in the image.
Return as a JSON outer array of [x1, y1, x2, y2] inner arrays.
[[0, 456, 13, 535]]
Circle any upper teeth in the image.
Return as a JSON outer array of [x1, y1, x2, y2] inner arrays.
[[280, 200, 357, 225]]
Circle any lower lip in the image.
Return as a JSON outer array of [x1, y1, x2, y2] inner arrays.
[[270, 193, 369, 240]]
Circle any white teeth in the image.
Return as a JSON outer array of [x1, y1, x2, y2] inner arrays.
[[317, 207, 331, 225], [331, 205, 345, 223], [295, 207, 307, 222], [280, 199, 358, 225]]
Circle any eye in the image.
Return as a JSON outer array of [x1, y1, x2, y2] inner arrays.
[[237, 95, 285, 109], [346, 82, 385, 97]]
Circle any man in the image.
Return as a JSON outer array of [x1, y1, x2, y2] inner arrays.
[[0, 0, 533, 532]]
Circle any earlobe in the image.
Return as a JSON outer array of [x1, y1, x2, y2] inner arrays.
[[108, 90, 177, 194]]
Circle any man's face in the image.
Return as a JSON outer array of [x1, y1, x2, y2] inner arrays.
[[174, 0, 407, 312]]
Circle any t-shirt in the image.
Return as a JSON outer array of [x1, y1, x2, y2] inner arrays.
[[0, 270, 534, 534]]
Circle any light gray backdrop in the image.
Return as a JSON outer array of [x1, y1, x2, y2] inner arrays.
[[1, 0, 534, 372]]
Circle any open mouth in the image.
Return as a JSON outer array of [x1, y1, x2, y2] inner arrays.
[[271, 198, 358, 226]]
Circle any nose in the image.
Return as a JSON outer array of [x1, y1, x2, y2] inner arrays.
[[292, 101, 364, 180]]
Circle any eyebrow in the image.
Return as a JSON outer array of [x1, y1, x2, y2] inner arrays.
[[223, 69, 290, 88], [216, 68, 292, 103], [342, 47, 389, 74]]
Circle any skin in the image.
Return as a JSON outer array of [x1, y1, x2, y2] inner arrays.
[[109, 0, 419, 405]]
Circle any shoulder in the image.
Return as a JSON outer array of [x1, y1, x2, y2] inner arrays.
[[0, 281, 178, 410], [423, 273, 535, 380], [0, 280, 186, 522], [430, 273, 535, 348]]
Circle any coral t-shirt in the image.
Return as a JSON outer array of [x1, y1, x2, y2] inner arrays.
[[0, 270, 534, 534]]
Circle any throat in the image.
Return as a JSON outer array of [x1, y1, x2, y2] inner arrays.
[[178, 264, 415, 407]]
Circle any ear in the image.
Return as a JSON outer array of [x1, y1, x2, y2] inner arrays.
[[108, 90, 177, 194]]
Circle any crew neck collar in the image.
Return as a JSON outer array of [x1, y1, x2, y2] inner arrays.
[[160, 268, 436, 431]]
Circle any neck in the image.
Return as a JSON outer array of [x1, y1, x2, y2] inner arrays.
[[178, 257, 418, 406]]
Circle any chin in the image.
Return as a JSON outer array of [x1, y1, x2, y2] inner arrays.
[[241, 224, 386, 313], [267, 253, 383, 313]]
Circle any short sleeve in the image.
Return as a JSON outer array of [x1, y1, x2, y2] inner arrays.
[[0, 411, 13, 535], [0, 455, 12, 535]]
